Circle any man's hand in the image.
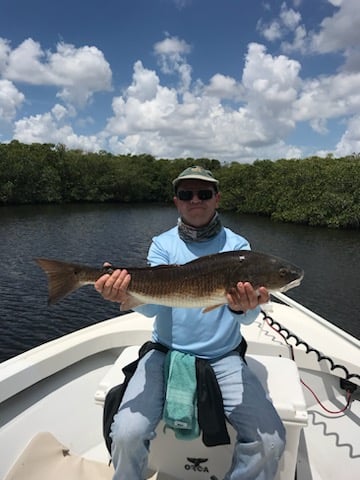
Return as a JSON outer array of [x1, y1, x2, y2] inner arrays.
[[226, 282, 269, 313], [94, 265, 131, 304]]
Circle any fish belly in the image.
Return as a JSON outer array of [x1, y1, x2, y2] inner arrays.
[[131, 288, 227, 309]]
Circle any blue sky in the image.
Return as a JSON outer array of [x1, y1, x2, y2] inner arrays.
[[0, 0, 359, 162]]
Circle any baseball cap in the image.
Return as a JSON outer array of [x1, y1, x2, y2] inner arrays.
[[172, 166, 219, 188]]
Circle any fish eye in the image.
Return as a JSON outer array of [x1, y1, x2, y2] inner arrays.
[[279, 268, 288, 277]]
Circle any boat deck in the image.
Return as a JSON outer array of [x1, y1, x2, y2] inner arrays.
[[1, 300, 359, 480]]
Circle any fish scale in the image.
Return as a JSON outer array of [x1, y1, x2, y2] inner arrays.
[[131, 266, 225, 307]]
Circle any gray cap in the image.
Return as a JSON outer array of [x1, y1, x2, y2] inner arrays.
[[172, 166, 219, 188]]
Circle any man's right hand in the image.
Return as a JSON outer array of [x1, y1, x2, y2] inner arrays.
[[95, 265, 132, 304]]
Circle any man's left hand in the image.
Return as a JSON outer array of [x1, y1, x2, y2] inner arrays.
[[226, 282, 270, 313]]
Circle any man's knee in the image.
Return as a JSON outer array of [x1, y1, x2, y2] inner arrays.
[[110, 411, 153, 447]]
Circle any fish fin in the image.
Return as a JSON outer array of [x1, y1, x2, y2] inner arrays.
[[120, 295, 144, 311], [202, 304, 224, 313], [35, 258, 85, 305]]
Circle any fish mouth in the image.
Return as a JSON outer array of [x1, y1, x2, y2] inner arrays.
[[279, 272, 304, 292]]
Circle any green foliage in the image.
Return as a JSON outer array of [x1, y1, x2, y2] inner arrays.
[[206, 155, 360, 229], [0, 141, 359, 229]]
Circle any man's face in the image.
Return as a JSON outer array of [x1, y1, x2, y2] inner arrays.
[[173, 179, 220, 227]]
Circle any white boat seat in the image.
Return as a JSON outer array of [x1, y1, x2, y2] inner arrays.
[[95, 346, 308, 480], [95, 345, 140, 406]]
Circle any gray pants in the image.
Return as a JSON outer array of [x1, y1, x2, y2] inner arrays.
[[110, 349, 286, 480]]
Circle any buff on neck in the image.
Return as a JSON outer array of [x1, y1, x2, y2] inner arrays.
[[177, 212, 222, 242]]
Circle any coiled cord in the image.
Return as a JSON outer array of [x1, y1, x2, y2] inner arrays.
[[261, 309, 360, 383]]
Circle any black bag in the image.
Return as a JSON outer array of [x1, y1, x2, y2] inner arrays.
[[102, 342, 168, 456], [102, 358, 138, 455]]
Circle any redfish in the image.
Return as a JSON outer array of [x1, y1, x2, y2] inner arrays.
[[36, 250, 303, 312]]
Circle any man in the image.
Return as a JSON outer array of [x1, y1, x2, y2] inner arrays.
[[95, 166, 286, 480]]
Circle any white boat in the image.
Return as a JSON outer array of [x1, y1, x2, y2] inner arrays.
[[0, 293, 359, 480]]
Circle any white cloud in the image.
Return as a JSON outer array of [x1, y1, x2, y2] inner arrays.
[[11, 31, 358, 163], [105, 37, 360, 160], [0, 38, 11, 73], [3, 16, 359, 164], [5, 38, 54, 84], [154, 36, 191, 57], [3, 39, 112, 107], [106, 61, 178, 137], [289, 0, 360, 72], [205, 73, 244, 100], [281, 25, 307, 53], [259, 20, 283, 42], [257, 2, 302, 42], [0, 79, 25, 123], [343, 47, 360, 72], [310, 0, 360, 56], [242, 43, 301, 136], [294, 71, 360, 126], [127, 60, 160, 101], [335, 115, 360, 156], [51, 103, 69, 122], [280, 2, 301, 30], [13, 104, 103, 151], [154, 36, 192, 92], [51, 43, 113, 106], [260, 1, 360, 73], [103, 42, 303, 162]]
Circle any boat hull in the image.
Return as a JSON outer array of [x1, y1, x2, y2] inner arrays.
[[1, 298, 359, 480]]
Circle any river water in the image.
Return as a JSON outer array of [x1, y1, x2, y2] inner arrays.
[[1, 203, 359, 362]]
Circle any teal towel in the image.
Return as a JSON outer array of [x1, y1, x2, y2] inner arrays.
[[163, 350, 200, 440]]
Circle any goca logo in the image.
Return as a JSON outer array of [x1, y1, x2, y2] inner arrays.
[[184, 457, 209, 472]]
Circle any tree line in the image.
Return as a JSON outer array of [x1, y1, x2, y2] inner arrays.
[[1, 140, 359, 229]]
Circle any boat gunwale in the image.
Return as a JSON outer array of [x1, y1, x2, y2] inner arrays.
[[1, 294, 359, 402]]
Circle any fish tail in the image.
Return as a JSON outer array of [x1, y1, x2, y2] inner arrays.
[[35, 258, 90, 305]]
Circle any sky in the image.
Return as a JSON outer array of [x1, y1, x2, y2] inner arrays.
[[0, 0, 359, 163]]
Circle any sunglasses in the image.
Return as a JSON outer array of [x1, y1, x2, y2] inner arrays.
[[177, 189, 215, 201]]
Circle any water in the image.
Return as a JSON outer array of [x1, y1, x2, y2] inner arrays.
[[0, 203, 359, 363]]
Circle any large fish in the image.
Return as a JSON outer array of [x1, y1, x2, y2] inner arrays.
[[35, 250, 303, 312]]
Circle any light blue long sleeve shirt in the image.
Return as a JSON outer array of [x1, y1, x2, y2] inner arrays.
[[135, 225, 260, 359]]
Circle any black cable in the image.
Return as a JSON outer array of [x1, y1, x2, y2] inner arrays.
[[261, 310, 360, 383]]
